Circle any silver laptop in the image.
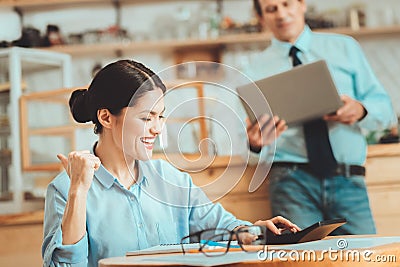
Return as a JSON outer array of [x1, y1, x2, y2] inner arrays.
[[236, 60, 343, 126]]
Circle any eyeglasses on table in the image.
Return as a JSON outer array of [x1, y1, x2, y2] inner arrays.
[[180, 225, 267, 257]]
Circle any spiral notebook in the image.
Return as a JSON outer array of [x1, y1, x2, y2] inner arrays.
[[126, 241, 237, 256], [126, 243, 200, 256]]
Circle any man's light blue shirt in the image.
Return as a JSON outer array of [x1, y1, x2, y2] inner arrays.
[[42, 158, 250, 267], [245, 26, 395, 165]]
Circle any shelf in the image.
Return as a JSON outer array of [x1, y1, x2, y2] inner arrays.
[[0, 47, 72, 214], [0, 82, 27, 93], [0, 83, 11, 93], [42, 32, 272, 56], [325, 26, 400, 38], [0, 0, 172, 8], [0, 0, 104, 7], [0, 48, 72, 76], [19, 87, 77, 104], [367, 143, 400, 158], [39, 26, 400, 56], [0, 150, 11, 164], [0, 127, 10, 136], [0, 192, 13, 202], [0, 210, 44, 226]]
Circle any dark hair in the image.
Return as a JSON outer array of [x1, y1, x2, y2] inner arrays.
[[69, 59, 166, 134], [253, 0, 302, 17], [253, 0, 262, 17]]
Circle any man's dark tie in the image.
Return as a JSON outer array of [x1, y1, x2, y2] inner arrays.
[[289, 46, 337, 178]]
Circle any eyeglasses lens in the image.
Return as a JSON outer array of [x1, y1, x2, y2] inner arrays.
[[200, 229, 231, 256]]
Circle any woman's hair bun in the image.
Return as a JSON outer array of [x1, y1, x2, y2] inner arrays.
[[69, 89, 92, 123]]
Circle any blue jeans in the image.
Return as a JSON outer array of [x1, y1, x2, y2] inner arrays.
[[268, 166, 376, 235]]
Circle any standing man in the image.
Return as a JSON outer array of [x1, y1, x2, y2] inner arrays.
[[246, 0, 395, 234]]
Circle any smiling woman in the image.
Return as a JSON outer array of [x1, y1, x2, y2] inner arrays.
[[41, 59, 300, 267], [122, 90, 166, 161]]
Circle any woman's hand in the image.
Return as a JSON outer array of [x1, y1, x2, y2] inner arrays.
[[254, 216, 301, 235], [57, 150, 101, 193], [57, 151, 100, 245]]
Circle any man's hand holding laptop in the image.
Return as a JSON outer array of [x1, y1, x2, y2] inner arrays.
[[246, 114, 287, 153], [324, 95, 367, 125], [246, 94, 368, 153]]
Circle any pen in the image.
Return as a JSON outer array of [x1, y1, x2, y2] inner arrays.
[[186, 247, 243, 254], [184, 240, 243, 254], [200, 240, 241, 248]]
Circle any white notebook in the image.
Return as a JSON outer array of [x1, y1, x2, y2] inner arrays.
[[126, 243, 200, 256], [126, 241, 237, 256]]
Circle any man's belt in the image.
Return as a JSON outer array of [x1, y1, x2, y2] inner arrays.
[[272, 162, 366, 178]]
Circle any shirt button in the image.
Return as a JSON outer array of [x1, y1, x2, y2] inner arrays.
[[130, 196, 135, 201], [138, 223, 143, 228]]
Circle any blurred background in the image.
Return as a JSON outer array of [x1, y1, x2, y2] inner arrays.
[[0, 1, 400, 265]]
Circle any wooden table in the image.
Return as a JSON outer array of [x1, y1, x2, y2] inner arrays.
[[99, 236, 400, 267]]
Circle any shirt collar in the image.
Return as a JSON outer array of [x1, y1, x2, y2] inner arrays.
[[90, 142, 148, 189], [94, 165, 116, 189], [135, 160, 149, 187], [270, 25, 312, 55]]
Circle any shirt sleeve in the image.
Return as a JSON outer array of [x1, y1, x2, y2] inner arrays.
[[346, 38, 396, 131], [42, 176, 89, 267]]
